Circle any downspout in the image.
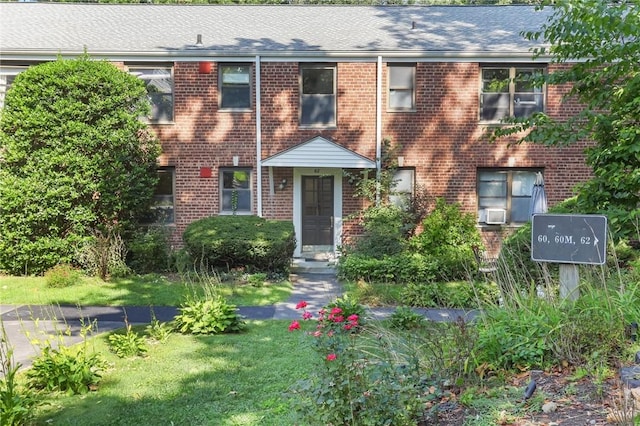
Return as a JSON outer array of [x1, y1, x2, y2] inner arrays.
[[375, 55, 383, 205], [256, 55, 263, 217]]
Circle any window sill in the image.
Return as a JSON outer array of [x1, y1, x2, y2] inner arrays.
[[299, 124, 337, 130], [387, 108, 416, 113], [219, 211, 253, 216], [219, 108, 252, 113]]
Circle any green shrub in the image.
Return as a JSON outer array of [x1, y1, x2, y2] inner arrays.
[[27, 345, 107, 395], [174, 295, 246, 335], [247, 272, 267, 287], [75, 228, 132, 280], [108, 325, 148, 358], [1, 338, 38, 426], [183, 215, 295, 274], [409, 198, 482, 280], [338, 252, 439, 284], [388, 306, 426, 330], [0, 55, 161, 275], [44, 264, 82, 288], [401, 281, 498, 308], [127, 227, 173, 274], [348, 204, 407, 258]]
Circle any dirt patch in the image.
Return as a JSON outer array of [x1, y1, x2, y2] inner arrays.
[[431, 369, 631, 425]]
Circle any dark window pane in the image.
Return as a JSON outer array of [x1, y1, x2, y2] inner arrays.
[[482, 69, 509, 92], [514, 93, 544, 118], [301, 94, 335, 125], [221, 86, 251, 109], [511, 197, 531, 222], [302, 68, 334, 95], [481, 93, 510, 121]]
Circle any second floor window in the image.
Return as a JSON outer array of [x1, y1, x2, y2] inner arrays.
[[388, 64, 416, 111], [129, 66, 174, 122], [220, 64, 251, 110], [300, 65, 336, 127], [480, 66, 544, 122]]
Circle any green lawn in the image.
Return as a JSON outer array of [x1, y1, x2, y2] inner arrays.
[[29, 321, 312, 426], [0, 274, 292, 307]]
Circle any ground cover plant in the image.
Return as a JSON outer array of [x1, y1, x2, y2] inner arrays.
[[0, 272, 292, 307]]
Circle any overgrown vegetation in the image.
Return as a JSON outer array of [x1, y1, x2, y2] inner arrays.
[[0, 54, 161, 275]]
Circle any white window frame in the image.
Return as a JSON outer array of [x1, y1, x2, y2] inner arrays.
[[477, 168, 542, 225], [0, 67, 26, 109], [479, 66, 545, 123], [128, 65, 174, 123], [300, 64, 336, 128], [220, 168, 253, 215], [388, 63, 416, 111], [219, 64, 252, 111]]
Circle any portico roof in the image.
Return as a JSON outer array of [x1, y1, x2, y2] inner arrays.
[[262, 136, 375, 169]]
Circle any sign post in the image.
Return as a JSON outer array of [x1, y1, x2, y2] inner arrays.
[[531, 214, 608, 301]]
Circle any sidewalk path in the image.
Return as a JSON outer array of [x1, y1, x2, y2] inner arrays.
[[1, 272, 476, 370]]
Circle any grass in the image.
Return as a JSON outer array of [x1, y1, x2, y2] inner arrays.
[[29, 320, 313, 426], [0, 274, 292, 307]]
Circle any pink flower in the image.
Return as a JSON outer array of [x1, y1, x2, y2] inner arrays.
[[296, 301, 308, 310], [327, 330, 334, 337], [330, 307, 343, 315], [332, 315, 344, 323], [302, 311, 313, 320], [312, 330, 322, 337], [348, 314, 359, 322], [326, 353, 337, 361], [344, 323, 353, 330], [288, 320, 301, 332]]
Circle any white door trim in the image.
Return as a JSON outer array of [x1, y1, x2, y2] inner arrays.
[[293, 167, 342, 257]]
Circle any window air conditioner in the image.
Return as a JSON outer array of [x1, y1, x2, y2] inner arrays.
[[485, 208, 507, 225]]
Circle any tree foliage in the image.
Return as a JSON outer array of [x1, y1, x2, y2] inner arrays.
[[491, 0, 640, 239], [0, 55, 161, 275]]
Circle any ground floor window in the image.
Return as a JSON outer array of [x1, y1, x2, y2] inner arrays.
[[143, 167, 175, 225], [220, 169, 252, 214], [477, 168, 541, 225], [390, 168, 415, 208]]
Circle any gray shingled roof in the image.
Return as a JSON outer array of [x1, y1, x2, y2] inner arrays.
[[0, 3, 552, 61]]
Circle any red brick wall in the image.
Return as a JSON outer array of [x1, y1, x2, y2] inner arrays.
[[149, 60, 591, 249]]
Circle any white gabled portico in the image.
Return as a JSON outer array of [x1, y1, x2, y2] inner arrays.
[[262, 136, 376, 258]]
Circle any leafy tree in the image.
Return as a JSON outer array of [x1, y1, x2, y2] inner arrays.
[[491, 0, 640, 239], [0, 55, 161, 275]]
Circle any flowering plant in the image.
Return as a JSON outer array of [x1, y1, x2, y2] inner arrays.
[[288, 298, 429, 426]]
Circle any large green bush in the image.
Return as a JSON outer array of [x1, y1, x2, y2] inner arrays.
[[346, 204, 407, 258], [0, 55, 161, 275], [409, 198, 482, 280], [183, 215, 295, 273]]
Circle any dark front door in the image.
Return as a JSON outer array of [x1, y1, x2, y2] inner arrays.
[[301, 176, 334, 246]]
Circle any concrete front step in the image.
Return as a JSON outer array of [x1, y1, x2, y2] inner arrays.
[[290, 258, 337, 274]]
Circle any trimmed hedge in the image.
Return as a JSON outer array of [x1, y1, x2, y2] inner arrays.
[[183, 215, 295, 273], [338, 252, 439, 284]]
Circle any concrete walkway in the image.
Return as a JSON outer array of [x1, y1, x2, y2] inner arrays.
[[1, 272, 475, 370]]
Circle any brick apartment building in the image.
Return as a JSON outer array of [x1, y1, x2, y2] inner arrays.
[[0, 3, 592, 258]]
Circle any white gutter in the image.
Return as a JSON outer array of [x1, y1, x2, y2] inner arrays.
[[375, 55, 382, 205], [256, 55, 263, 217], [0, 50, 555, 64]]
